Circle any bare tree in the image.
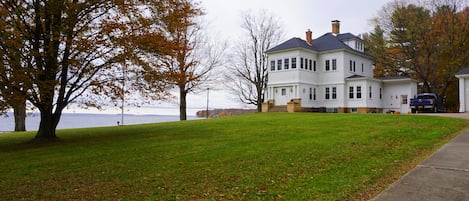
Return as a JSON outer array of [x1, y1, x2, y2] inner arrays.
[[225, 10, 284, 112]]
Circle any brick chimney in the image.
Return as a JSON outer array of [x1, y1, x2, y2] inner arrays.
[[332, 20, 340, 35], [306, 29, 312, 45]]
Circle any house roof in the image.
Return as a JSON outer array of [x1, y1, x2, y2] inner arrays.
[[346, 75, 417, 83], [380, 76, 417, 83], [380, 76, 412, 80], [345, 74, 382, 82], [336, 33, 361, 41], [266, 37, 313, 53], [346, 74, 366, 79], [456, 68, 469, 75], [266, 32, 371, 58]]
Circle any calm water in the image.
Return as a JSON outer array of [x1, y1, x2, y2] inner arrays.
[[0, 113, 199, 132]]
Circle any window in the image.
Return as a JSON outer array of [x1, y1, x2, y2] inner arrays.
[[291, 58, 297, 69], [350, 60, 353, 71], [281, 88, 286, 96], [325, 60, 330, 71], [277, 60, 282, 70], [369, 86, 372, 99], [309, 88, 312, 100], [401, 95, 408, 104], [313, 60, 317, 71], [284, 58, 289, 70], [332, 87, 337, 99], [349, 86, 354, 99], [309, 60, 312, 70], [300, 57, 304, 69], [357, 86, 362, 99], [325, 87, 330, 100], [313, 88, 316, 100], [271, 61, 275, 71], [380, 88, 382, 99], [332, 59, 337, 71]]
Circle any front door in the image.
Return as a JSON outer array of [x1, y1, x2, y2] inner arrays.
[[400, 95, 409, 114], [274, 87, 292, 105]]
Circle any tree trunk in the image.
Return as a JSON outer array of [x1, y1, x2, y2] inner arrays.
[[13, 99, 26, 132], [179, 88, 187, 121], [256, 84, 263, 112], [34, 108, 60, 140], [256, 99, 262, 112]]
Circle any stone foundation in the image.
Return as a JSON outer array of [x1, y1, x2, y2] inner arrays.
[[287, 99, 302, 112]]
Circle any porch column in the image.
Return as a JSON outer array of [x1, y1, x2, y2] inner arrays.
[[459, 78, 465, 112]]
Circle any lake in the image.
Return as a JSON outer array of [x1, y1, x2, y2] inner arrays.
[[0, 113, 199, 132]]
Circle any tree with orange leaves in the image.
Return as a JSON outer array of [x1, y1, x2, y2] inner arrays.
[[0, 0, 190, 140], [368, 0, 469, 111], [135, 0, 224, 120], [0, 14, 29, 131]]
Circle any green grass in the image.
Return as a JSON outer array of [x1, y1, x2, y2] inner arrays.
[[0, 113, 467, 200]]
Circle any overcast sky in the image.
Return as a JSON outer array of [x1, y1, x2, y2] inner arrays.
[[200, 0, 393, 40], [70, 0, 395, 115]]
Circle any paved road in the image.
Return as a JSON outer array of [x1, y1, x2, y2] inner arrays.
[[420, 112, 469, 120], [372, 113, 469, 201]]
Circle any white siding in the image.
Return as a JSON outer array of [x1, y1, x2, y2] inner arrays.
[[266, 39, 416, 112], [382, 81, 417, 113]]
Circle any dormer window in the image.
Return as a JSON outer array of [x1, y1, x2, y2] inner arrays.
[[354, 41, 364, 52]]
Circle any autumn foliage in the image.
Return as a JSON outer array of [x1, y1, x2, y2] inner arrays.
[[365, 0, 469, 111], [0, 0, 206, 139]]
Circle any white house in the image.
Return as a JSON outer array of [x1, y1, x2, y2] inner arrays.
[[263, 20, 417, 114], [455, 68, 469, 112]]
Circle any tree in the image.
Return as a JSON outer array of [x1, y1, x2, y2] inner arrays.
[[225, 10, 284, 112], [0, 30, 28, 131], [135, 0, 223, 120], [363, 25, 395, 77], [369, 0, 469, 110], [0, 0, 144, 140]]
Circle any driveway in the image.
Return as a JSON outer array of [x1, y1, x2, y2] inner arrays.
[[418, 112, 469, 120], [372, 112, 469, 201]]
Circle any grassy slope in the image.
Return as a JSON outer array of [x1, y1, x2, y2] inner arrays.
[[0, 113, 466, 200]]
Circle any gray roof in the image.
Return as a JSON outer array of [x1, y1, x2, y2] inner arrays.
[[346, 74, 366, 79], [337, 33, 361, 41], [266, 37, 312, 53], [266, 33, 371, 58], [456, 68, 469, 75], [379, 76, 413, 80]]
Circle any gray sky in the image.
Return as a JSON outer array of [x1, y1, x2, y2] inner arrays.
[[200, 0, 392, 41]]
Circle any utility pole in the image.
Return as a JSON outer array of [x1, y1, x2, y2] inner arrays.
[[121, 60, 126, 126], [206, 88, 209, 119]]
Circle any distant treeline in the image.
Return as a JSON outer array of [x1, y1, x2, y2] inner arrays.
[[196, 109, 256, 118]]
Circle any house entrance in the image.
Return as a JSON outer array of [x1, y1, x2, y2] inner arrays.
[[400, 95, 409, 114], [274, 87, 292, 105]]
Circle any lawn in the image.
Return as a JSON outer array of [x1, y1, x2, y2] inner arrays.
[[0, 113, 466, 200]]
